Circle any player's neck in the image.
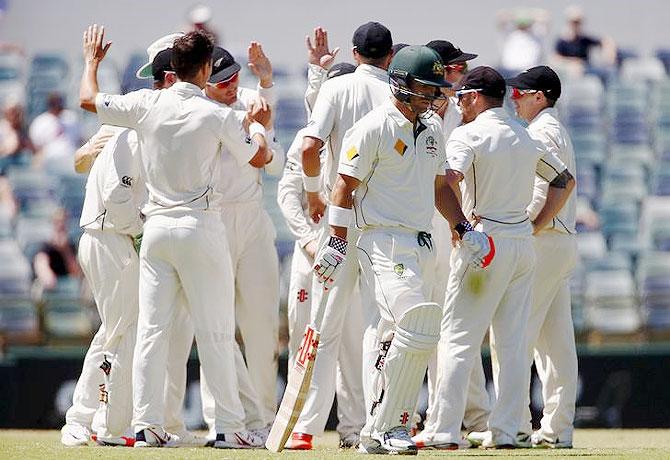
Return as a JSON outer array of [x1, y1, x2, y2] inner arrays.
[[393, 98, 419, 123]]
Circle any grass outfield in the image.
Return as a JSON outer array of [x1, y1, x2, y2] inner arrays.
[[1, 429, 670, 459]]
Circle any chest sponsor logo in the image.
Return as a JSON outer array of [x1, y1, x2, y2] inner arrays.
[[346, 146, 359, 161], [394, 139, 408, 156], [425, 135, 438, 156]]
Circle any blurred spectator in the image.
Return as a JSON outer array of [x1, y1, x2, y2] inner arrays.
[[555, 5, 617, 76], [0, 175, 17, 219], [33, 208, 81, 290], [186, 4, 220, 44], [498, 7, 550, 77], [0, 97, 33, 173], [28, 92, 81, 175]]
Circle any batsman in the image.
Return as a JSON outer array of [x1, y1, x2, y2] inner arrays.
[[313, 45, 493, 455]]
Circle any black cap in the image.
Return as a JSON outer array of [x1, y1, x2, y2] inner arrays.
[[392, 43, 409, 55], [209, 47, 242, 83], [326, 62, 357, 80], [506, 65, 562, 100], [352, 22, 393, 59], [151, 48, 175, 81], [457, 66, 506, 98], [426, 40, 478, 64]]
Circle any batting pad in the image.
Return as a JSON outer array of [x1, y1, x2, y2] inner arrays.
[[373, 303, 442, 433]]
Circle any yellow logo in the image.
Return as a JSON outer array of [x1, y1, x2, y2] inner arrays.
[[346, 146, 359, 161], [394, 263, 404, 276], [433, 61, 444, 76], [394, 139, 408, 156]]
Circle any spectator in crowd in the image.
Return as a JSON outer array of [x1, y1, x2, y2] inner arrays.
[[555, 5, 616, 76], [0, 98, 33, 173], [0, 175, 17, 219], [498, 8, 550, 77], [33, 207, 81, 290], [186, 4, 219, 44], [28, 92, 81, 174]]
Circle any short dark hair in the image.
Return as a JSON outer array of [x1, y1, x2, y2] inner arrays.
[[545, 96, 557, 107], [480, 93, 504, 108], [171, 30, 214, 80], [359, 51, 392, 68]]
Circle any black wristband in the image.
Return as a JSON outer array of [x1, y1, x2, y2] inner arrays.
[[327, 235, 348, 254], [454, 220, 473, 239]]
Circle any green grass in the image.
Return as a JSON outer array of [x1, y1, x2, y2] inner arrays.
[[1, 429, 669, 459]]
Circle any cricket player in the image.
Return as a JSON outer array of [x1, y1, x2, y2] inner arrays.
[[62, 32, 207, 448], [415, 40, 491, 448], [292, 21, 395, 450], [425, 66, 575, 449], [79, 26, 269, 448], [314, 45, 492, 455], [507, 66, 578, 449], [277, 26, 361, 450]]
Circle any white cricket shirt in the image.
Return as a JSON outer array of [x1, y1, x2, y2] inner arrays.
[[447, 107, 567, 238], [302, 64, 391, 200], [95, 82, 258, 216], [79, 126, 145, 236], [526, 107, 577, 234], [338, 101, 447, 232]]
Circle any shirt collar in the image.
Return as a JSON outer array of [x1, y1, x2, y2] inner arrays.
[[476, 107, 509, 121], [385, 99, 412, 128], [355, 64, 389, 83], [529, 107, 558, 126], [171, 81, 206, 96]]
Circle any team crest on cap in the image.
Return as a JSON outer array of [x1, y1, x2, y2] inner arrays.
[[394, 139, 408, 156], [346, 146, 359, 161], [433, 61, 444, 76]]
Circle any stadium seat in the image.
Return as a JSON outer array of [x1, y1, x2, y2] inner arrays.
[[40, 276, 94, 342], [637, 252, 670, 330], [620, 57, 667, 83], [577, 232, 608, 261], [584, 270, 641, 334]]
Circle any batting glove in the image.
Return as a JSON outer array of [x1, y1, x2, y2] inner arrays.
[[313, 235, 347, 288], [455, 220, 495, 269]]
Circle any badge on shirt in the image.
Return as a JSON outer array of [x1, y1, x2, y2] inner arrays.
[[425, 136, 437, 157], [121, 176, 133, 187], [346, 146, 359, 161], [103, 95, 112, 107], [394, 139, 407, 156]]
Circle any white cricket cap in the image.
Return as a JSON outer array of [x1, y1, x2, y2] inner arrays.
[[136, 32, 185, 79]]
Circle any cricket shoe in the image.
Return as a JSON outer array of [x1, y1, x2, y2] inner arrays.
[[285, 432, 313, 450], [412, 431, 460, 450], [468, 430, 516, 449], [134, 425, 174, 447], [166, 430, 208, 447], [531, 431, 573, 449], [60, 424, 91, 447], [251, 424, 272, 445], [339, 432, 360, 449], [213, 430, 264, 449], [515, 432, 532, 448], [91, 434, 135, 447], [359, 426, 418, 455]]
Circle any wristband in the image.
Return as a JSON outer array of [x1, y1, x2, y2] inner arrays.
[[248, 122, 266, 139], [327, 235, 348, 254], [328, 205, 353, 228], [302, 174, 321, 193], [454, 220, 474, 239]]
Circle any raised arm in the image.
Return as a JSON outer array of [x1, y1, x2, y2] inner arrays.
[[80, 24, 112, 113]]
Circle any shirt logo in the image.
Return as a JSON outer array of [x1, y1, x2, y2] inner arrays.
[[394, 263, 405, 276], [297, 289, 308, 303], [121, 176, 133, 187], [394, 139, 407, 156], [346, 146, 359, 161], [103, 95, 112, 107], [425, 135, 437, 156], [214, 57, 223, 67], [245, 135, 252, 144]]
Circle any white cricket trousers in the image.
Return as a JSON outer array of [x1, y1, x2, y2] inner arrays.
[[519, 231, 578, 443], [66, 230, 138, 437], [287, 241, 313, 365], [133, 210, 245, 433], [294, 224, 366, 438], [424, 213, 490, 434], [430, 236, 535, 443]]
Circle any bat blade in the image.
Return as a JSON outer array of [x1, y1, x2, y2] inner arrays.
[[265, 324, 320, 452]]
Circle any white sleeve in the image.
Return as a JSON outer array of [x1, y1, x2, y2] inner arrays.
[[264, 129, 286, 176], [101, 130, 143, 236], [533, 136, 568, 183], [277, 136, 318, 247], [337, 119, 378, 181], [95, 89, 154, 129], [445, 127, 475, 175], [434, 126, 447, 176], [305, 64, 328, 115], [302, 81, 336, 142], [526, 176, 549, 221], [220, 108, 259, 166]]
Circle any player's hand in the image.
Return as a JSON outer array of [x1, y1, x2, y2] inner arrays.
[[248, 41, 273, 88], [307, 191, 326, 224], [83, 24, 112, 66], [249, 97, 272, 128], [461, 231, 495, 268], [304, 239, 318, 259], [306, 27, 340, 69], [313, 235, 347, 288], [90, 131, 114, 158]]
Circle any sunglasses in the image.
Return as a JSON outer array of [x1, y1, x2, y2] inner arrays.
[[210, 71, 239, 88], [446, 62, 468, 73], [455, 88, 482, 101], [511, 87, 539, 100]]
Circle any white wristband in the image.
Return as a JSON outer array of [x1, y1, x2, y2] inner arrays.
[[328, 205, 353, 228], [302, 174, 321, 193], [249, 122, 266, 139]]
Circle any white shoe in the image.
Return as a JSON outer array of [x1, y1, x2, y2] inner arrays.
[[61, 424, 91, 447], [166, 430, 208, 447], [91, 434, 135, 447], [412, 431, 460, 450], [531, 431, 573, 449], [475, 430, 516, 449], [134, 426, 173, 448], [515, 432, 532, 448], [465, 430, 487, 447], [362, 426, 417, 455], [251, 424, 272, 445], [213, 430, 264, 449]]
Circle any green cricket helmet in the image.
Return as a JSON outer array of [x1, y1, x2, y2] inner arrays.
[[388, 45, 450, 102]]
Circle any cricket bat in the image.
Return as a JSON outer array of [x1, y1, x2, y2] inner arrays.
[[265, 287, 329, 452]]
